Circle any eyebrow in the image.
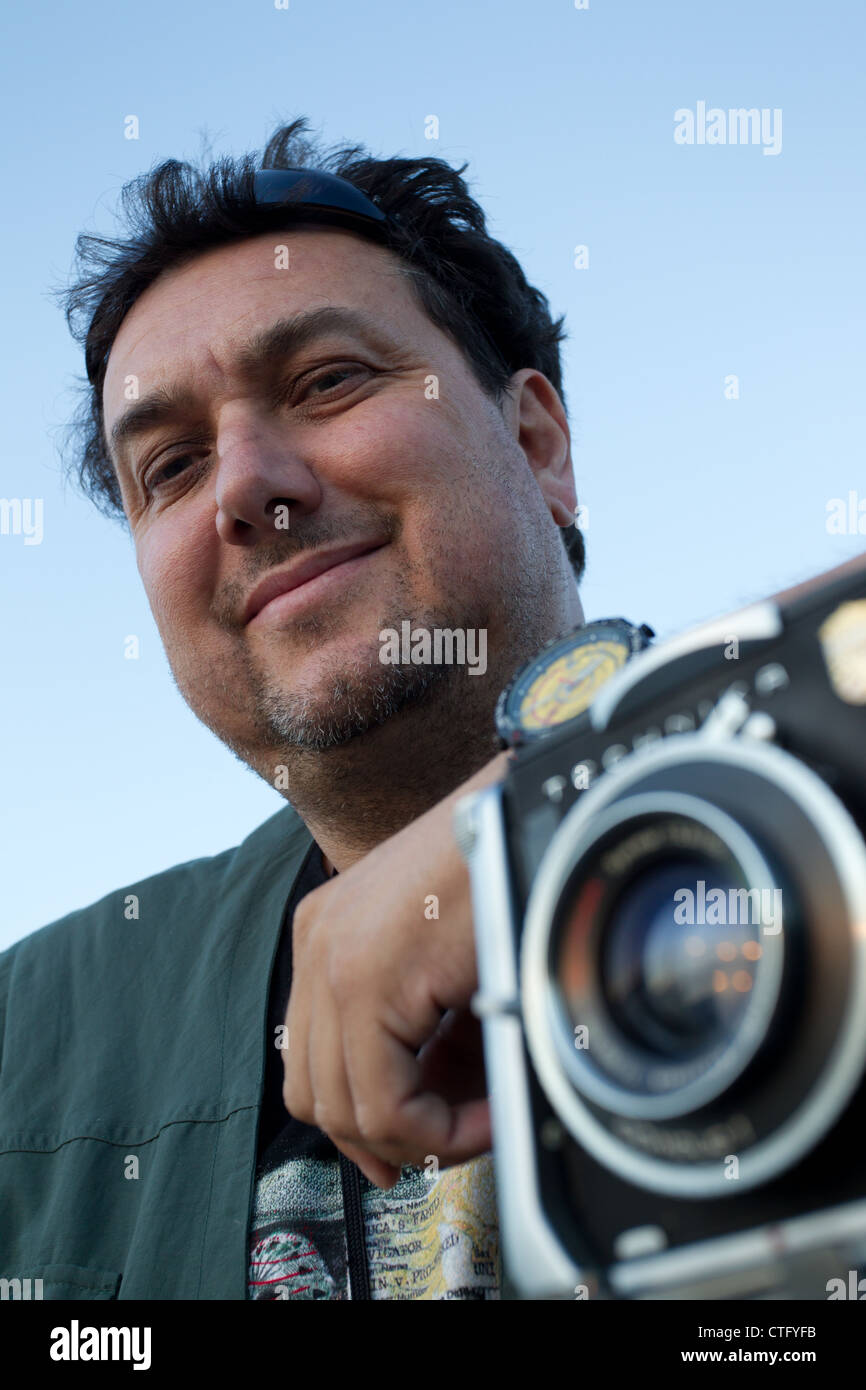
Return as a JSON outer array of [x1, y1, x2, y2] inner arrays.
[[107, 305, 397, 468]]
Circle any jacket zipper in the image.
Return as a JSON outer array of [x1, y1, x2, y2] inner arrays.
[[339, 1152, 371, 1300]]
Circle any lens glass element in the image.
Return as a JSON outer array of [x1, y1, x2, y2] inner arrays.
[[552, 810, 779, 1094], [598, 856, 760, 1055]]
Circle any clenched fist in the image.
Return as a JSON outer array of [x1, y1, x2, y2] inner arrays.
[[282, 749, 510, 1188]]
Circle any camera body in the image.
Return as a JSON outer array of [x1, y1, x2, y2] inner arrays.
[[456, 564, 866, 1299]]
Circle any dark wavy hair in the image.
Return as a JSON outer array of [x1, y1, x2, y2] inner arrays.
[[56, 117, 585, 581]]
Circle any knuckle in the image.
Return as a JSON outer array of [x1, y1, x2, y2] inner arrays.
[[282, 1077, 306, 1124], [312, 1100, 338, 1135], [292, 885, 329, 941], [327, 945, 362, 1003], [291, 897, 315, 942], [354, 1101, 398, 1147]]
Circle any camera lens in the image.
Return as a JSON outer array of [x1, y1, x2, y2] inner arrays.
[[547, 805, 783, 1110], [521, 740, 866, 1193], [598, 855, 760, 1056]]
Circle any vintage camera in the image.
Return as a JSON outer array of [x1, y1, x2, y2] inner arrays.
[[455, 562, 866, 1299]]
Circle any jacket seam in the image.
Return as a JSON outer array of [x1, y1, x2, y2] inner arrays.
[[0, 1105, 259, 1156], [22, 1274, 119, 1293]]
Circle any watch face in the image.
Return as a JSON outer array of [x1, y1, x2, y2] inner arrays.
[[495, 619, 653, 747]]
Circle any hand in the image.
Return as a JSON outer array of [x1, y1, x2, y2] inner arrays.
[[281, 749, 510, 1188]]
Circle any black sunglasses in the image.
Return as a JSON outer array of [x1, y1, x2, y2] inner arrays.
[[253, 167, 392, 243]]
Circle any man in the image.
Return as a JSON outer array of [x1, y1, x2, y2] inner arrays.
[[0, 117, 586, 1300]]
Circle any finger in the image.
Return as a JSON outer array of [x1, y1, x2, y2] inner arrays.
[[343, 1008, 493, 1168], [281, 951, 316, 1125], [332, 1138, 402, 1190], [415, 1007, 488, 1104], [307, 971, 360, 1142]]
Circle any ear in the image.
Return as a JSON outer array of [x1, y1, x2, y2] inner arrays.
[[502, 369, 577, 527]]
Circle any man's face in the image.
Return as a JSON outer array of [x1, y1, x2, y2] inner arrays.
[[102, 226, 574, 776]]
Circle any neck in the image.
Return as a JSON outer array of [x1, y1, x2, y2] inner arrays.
[[282, 684, 504, 871]]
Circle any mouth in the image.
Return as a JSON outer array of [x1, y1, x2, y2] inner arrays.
[[244, 540, 387, 627]]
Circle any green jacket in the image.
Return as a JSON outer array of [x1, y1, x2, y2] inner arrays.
[[0, 803, 313, 1299]]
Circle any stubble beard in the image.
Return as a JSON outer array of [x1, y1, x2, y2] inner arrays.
[[224, 606, 507, 837], [215, 550, 564, 789], [246, 622, 455, 752]]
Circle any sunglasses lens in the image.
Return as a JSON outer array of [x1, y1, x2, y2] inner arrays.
[[253, 169, 387, 227]]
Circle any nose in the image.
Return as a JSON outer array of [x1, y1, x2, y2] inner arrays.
[[213, 405, 323, 545]]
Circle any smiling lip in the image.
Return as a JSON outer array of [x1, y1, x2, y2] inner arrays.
[[243, 540, 386, 625]]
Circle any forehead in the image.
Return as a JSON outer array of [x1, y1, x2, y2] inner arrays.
[[102, 226, 427, 412]]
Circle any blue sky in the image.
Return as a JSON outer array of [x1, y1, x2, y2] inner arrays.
[[3, 0, 864, 947]]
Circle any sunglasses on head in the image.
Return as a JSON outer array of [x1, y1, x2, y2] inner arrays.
[[253, 167, 392, 243]]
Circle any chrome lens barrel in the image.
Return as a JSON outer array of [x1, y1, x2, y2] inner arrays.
[[521, 734, 866, 1197]]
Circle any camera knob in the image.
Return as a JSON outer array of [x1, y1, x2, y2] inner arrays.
[[700, 684, 752, 739], [743, 711, 778, 742]]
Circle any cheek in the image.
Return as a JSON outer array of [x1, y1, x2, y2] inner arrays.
[[334, 393, 471, 498], [136, 525, 213, 640], [347, 399, 519, 585]]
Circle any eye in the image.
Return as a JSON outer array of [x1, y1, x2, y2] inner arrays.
[[143, 453, 199, 493], [293, 363, 370, 402]]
